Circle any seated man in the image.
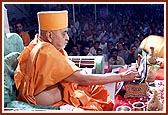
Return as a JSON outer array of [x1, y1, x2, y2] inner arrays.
[[80, 45, 93, 56], [125, 45, 137, 65], [108, 48, 125, 66], [14, 10, 139, 111]]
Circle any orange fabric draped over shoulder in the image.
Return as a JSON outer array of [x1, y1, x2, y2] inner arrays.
[[14, 35, 113, 111], [19, 31, 30, 46], [14, 35, 79, 103]]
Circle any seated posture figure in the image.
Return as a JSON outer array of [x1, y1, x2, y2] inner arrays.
[[108, 48, 125, 66], [14, 10, 139, 111]]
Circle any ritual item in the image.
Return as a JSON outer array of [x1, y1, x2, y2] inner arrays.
[[124, 54, 149, 98], [124, 82, 149, 98], [148, 47, 157, 64], [116, 106, 131, 111], [132, 102, 146, 111], [115, 53, 148, 96], [147, 89, 163, 111], [145, 65, 158, 82], [146, 47, 160, 83], [124, 48, 161, 98]]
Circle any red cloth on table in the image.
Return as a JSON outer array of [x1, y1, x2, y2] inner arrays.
[[113, 68, 164, 111]]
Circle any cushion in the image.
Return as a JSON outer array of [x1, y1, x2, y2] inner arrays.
[[4, 52, 20, 107], [4, 33, 24, 56]]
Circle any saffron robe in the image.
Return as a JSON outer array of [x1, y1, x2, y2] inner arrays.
[[14, 35, 113, 111], [18, 31, 30, 46]]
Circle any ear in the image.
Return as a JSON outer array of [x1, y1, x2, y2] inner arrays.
[[46, 31, 52, 42]]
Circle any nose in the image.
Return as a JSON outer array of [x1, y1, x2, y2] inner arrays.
[[65, 33, 69, 41]]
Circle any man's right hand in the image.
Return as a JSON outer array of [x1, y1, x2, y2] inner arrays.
[[120, 68, 140, 82]]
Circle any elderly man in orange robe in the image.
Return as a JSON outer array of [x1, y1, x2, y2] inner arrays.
[[14, 10, 139, 111]]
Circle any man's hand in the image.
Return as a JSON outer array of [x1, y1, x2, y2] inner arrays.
[[120, 68, 140, 82]]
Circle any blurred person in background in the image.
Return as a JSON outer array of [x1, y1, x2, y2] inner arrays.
[[89, 41, 100, 56], [80, 45, 93, 56], [108, 48, 125, 66], [15, 21, 30, 46], [125, 45, 137, 65], [69, 45, 80, 56]]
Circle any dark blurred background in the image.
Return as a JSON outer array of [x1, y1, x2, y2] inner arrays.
[[4, 3, 164, 57]]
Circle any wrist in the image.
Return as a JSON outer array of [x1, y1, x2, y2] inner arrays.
[[119, 73, 123, 82]]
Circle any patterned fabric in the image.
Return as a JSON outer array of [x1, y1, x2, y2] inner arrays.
[[4, 33, 24, 56], [4, 52, 20, 107], [138, 54, 147, 84]]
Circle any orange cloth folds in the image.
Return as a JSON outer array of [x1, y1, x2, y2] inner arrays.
[[19, 31, 30, 46], [61, 82, 114, 111], [14, 36, 79, 104], [14, 35, 114, 110]]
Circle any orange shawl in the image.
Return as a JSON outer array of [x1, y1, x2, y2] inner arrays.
[[19, 31, 30, 46]]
